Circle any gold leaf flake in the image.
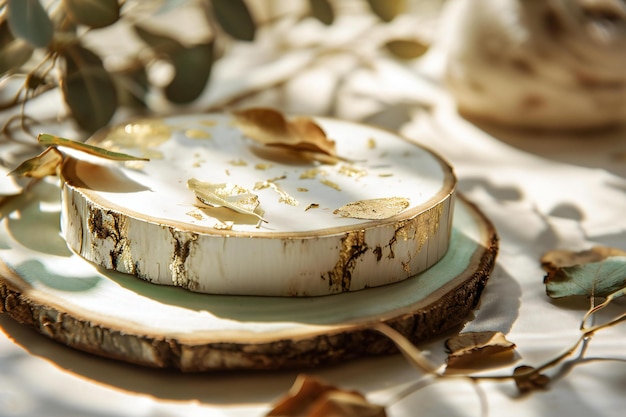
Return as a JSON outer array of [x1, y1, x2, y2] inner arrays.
[[255, 163, 273, 170], [297, 187, 309, 192], [199, 119, 218, 127], [305, 203, 319, 211], [320, 179, 341, 191], [333, 197, 409, 220], [300, 168, 321, 179], [367, 138, 376, 149], [214, 220, 234, 230], [232, 107, 337, 158], [185, 129, 211, 139], [338, 164, 367, 179], [187, 178, 267, 223], [254, 177, 299, 206], [229, 158, 248, 166], [98, 119, 171, 159], [185, 210, 203, 220], [378, 173, 393, 178]]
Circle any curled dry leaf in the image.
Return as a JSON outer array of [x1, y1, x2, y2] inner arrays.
[[541, 246, 626, 299], [265, 374, 386, 417], [187, 178, 267, 223], [333, 197, 409, 220], [38, 134, 149, 162], [9, 147, 63, 178], [513, 365, 550, 393], [232, 108, 337, 159], [445, 331, 516, 371]]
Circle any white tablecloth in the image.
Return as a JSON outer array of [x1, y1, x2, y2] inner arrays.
[[2, 1, 625, 416]]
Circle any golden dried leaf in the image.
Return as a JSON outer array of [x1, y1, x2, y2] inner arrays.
[[541, 246, 626, 273], [513, 365, 550, 393], [265, 374, 386, 417], [38, 134, 149, 161], [333, 197, 409, 220], [9, 147, 63, 178], [232, 108, 336, 158], [445, 331, 516, 371], [187, 178, 266, 223]]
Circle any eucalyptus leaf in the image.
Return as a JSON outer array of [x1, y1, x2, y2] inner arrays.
[[7, 0, 54, 48], [210, 0, 256, 41], [385, 39, 429, 60], [133, 25, 183, 55], [0, 20, 34, 75], [544, 255, 626, 299], [309, 0, 334, 25], [62, 0, 120, 29], [60, 43, 118, 133], [365, 0, 405, 22], [38, 134, 149, 161], [165, 42, 214, 103]]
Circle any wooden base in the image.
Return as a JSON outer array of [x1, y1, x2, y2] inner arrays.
[[0, 180, 497, 371]]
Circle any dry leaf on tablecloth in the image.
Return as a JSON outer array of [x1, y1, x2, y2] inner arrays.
[[541, 246, 626, 299], [445, 331, 516, 372], [513, 365, 550, 393], [265, 374, 386, 417], [232, 108, 337, 158]]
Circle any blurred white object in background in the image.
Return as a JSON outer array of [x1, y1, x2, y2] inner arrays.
[[445, 0, 626, 130]]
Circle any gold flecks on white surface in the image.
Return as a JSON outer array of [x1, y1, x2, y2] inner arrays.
[[305, 203, 319, 211], [187, 178, 266, 222], [255, 163, 273, 170], [367, 138, 376, 149], [198, 119, 218, 127], [378, 173, 394, 178], [320, 179, 341, 191], [185, 129, 212, 139], [186, 210, 204, 220], [99, 119, 172, 159], [338, 164, 367, 179], [299, 168, 321, 179], [213, 220, 234, 230], [297, 187, 308, 192], [254, 177, 299, 206], [333, 197, 410, 220], [229, 158, 248, 166]]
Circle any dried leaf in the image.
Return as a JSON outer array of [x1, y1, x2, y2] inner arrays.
[[513, 365, 550, 393], [9, 147, 63, 178], [210, 0, 256, 41], [7, 0, 54, 48], [385, 39, 429, 60], [541, 247, 626, 299], [309, 0, 334, 25], [61, 43, 118, 133], [445, 331, 516, 371], [38, 134, 149, 161], [265, 374, 386, 417], [62, 0, 120, 28], [366, 0, 405, 22], [232, 108, 336, 158], [187, 178, 266, 223], [333, 197, 409, 220]]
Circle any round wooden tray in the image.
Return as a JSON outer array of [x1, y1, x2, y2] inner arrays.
[[0, 179, 497, 371]]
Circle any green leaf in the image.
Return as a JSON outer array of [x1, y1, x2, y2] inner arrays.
[[60, 43, 118, 133], [309, 0, 334, 25], [544, 255, 626, 299], [210, 0, 256, 41], [385, 39, 429, 60], [133, 24, 183, 55], [165, 42, 214, 103], [0, 20, 34, 75], [7, 0, 54, 48], [9, 147, 64, 178], [62, 0, 120, 29], [366, 0, 405, 22], [38, 134, 149, 161]]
